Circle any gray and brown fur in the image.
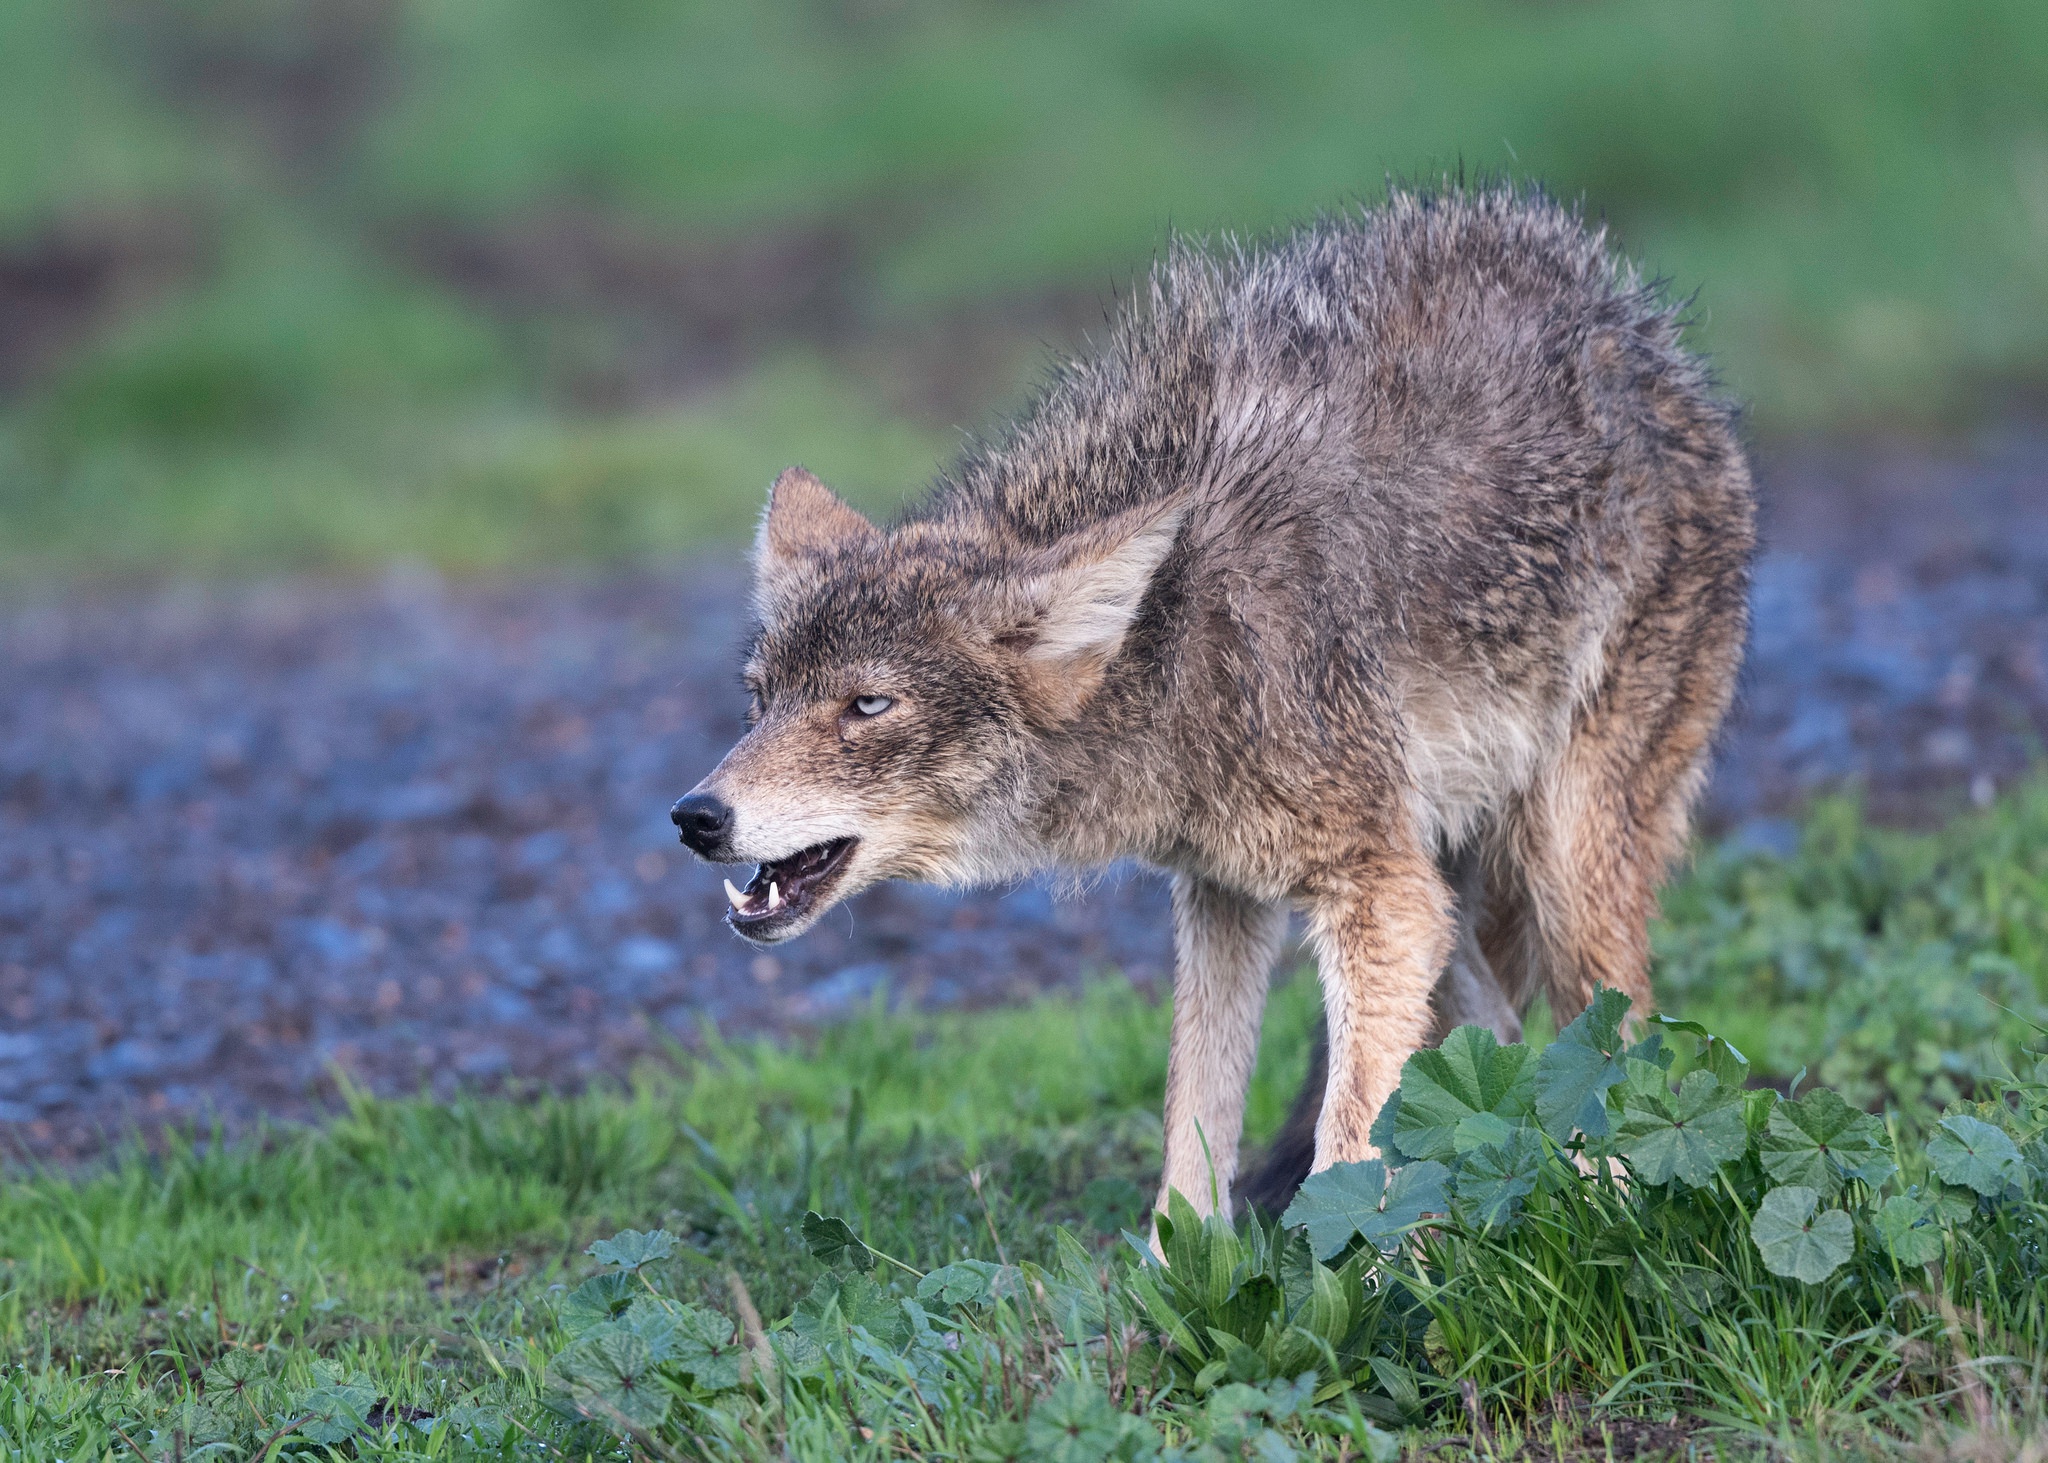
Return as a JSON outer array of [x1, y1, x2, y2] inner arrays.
[[676, 184, 1755, 1224]]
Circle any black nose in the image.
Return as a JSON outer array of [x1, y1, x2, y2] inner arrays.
[[670, 794, 734, 857]]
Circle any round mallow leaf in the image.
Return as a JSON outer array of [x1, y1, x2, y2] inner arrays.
[[1750, 1184, 1855, 1284], [1874, 1194, 1945, 1267], [1759, 1089, 1894, 1196], [1926, 1116, 2025, 1198]]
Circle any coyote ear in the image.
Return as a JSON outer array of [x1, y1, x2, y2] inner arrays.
[[752, 466, 878, 620], [1000, 499, 1187, 720], [756, 466, 877, 561]]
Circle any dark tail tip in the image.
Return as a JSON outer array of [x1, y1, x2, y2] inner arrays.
[[1234, 1021, 1327, 1217]]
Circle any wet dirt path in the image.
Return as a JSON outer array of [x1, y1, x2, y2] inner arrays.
[[4, 431, 2047, 1156]]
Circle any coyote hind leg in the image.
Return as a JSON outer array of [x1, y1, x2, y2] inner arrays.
[[1156, 873, 1289, 1220], [1488, 537, 1749, 1023]]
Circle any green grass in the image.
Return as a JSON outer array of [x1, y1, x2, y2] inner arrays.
[[4, 0, 2047, 575], [3, 787, 2047, 1458]]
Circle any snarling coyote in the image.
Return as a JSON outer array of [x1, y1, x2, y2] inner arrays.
[[671, 185, 1755, 1221]]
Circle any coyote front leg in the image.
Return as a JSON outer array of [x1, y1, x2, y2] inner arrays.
[[1156, 873, 1288, 1220], [1304, 850, 1456, 1167]]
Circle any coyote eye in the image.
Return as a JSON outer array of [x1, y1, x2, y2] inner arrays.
[[850, 695, 893, 717]]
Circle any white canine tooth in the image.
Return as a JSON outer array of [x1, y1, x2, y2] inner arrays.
[[767, 881, 781, 909], [724, 878, 748, 912]]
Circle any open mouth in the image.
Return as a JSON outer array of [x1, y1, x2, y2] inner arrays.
[[722, 837, 858, 937]]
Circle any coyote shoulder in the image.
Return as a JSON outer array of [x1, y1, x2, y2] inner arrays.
[[671, 184, 1755, 1220]]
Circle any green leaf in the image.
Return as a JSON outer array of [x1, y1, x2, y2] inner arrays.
[[1036, 1230, 1110, 1341], [801, 1211, 876, 1271], [1750, 1185, 1855, 1283], [1122, 1266, 1208, 1365], [586, 1228, 677, 1273], [1455, 1127, 1547, 1226], [1622, 1259, 1730, 1324], [292, 1377, 377, 1446], [1743, 1087, 1781, 1139], [1649, 1014, 1752, 1089], [558, 1272, 634, 1338], [1283, 1159, 1387, 1259], [1367, 1357, 1425, 1425], [2022, 1137, 2048, 1186], [671, 1303, 745, 1391], [1368, 1087, 1403, 1156], [1158, 1189, 1241, 1309], [1372, 1162, 1452, 1248], [1615, 1070, 1748, 1188], [152, 1402, 234, 1451], [1282, 1159, 1449, 1260], [1287, 1253, 1354, 1348], [917, 1259, 1010, 1309], [1533, 987, 1633, 1141], [1926, 1115, 2025, 1197], [617, 1295, 679, 1360], [1392, 1026, 1536, 1161], [833, 1276, 909, 1343], [792, 1271, 913, 1351], [201, 1349, 265, 1394], [548, 1328, 670, 1433], [1874, 1195, 1945, 1267], [434, 1407, 512, 1447], [1925, 1180, 1980, 1224], [1759, 1089, 1896, 1196], [1024, 1379, 1128, 1463]]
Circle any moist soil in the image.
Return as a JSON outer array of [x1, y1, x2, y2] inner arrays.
[[3, 431, 2047, 1158]]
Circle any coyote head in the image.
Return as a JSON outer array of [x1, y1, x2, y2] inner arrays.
[[671, 466, 1184, 944]]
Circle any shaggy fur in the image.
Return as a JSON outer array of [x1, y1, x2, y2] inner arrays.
[[674, 184, 1755, 1224]]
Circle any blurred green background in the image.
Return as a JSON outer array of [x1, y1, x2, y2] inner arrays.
[[2, 0, 2044, 577]]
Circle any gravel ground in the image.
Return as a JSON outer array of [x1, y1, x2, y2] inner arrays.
[[4, 431, 2047, 1157]]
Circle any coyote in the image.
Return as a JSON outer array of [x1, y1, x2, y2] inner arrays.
[[671, 186, 1754, 1221]]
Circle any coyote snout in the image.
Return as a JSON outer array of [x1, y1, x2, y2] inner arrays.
[[672, 720, 876, 946], [668, 794, 732, 858], [668, 185, 1755, 1220], [670, 790, 857, 941]]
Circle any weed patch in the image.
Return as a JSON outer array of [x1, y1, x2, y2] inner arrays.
[[2, 791, 2047, 1457]]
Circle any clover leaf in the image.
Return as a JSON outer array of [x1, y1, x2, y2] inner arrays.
[[1614, 1069, 1747, 1188], [1750, 1185, 1855, 1283], [800, 1211, 876, 1271], [1926, 1115, 2026, 1197], [586, 1228, 677, 1274], [1282, 1158, 1450, 1260], [1760, 1089, 1895, 1196], [1391, 1026, 1536, 1162]]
